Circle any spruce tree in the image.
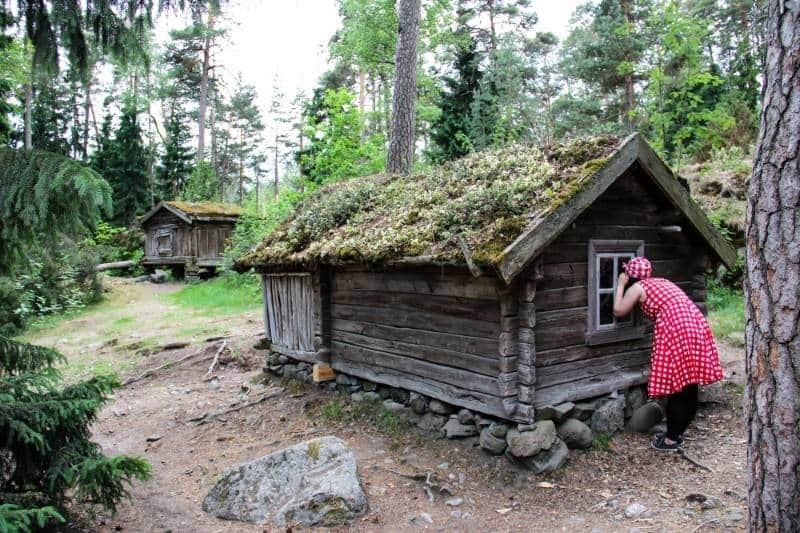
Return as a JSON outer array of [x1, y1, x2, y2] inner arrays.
[[428, 36, 483, 162], [158, 105, 195, 200], [0, 336, 151, 530], [106, 105, 150, 225]]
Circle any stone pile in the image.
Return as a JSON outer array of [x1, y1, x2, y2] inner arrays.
[[264, 354, 667, 473]]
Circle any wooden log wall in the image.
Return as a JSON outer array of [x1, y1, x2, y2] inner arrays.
[[263, 274, 315, 360], [143, 211, 193, 258], [196, 222, 234, 259], [531, 165, 711, 407], [327, 269, 531, 421]]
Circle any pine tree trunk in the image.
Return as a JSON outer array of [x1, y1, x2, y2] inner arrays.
[[386, 0, 421, 175], [198, 18, 213, 162], [745, 1, 800, 530]]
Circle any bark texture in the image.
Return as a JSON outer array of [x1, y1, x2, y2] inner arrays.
[[386, 0, 421, 175], [745, 1, 800, 531]]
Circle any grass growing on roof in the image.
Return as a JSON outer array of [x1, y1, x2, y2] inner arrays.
[[163, 273, 261, 316], [237, 136, 621, 270], [166, 201, 242, 217]]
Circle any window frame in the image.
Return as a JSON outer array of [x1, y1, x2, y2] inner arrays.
[[586, 239, 646, 345], [156, 229, 174, 257]]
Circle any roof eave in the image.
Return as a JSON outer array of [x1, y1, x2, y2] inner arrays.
[[498, 133, 737, 284], [139, 200, 193, 225]]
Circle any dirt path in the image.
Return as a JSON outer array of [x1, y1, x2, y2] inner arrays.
[[27, 279, 748, 532]]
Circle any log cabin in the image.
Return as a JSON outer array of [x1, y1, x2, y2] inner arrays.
[[235, 134, 736, 423], [140, 201, 241, 279]]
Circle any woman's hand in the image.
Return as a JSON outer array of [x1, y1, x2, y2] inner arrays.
[[618, 272, 629, 287]]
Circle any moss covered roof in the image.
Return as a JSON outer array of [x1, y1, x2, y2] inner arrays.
[[236, 136, 622, 272], [166, 201, 242, 218]]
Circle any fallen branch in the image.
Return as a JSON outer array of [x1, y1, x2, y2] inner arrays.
[[123, 343, 218, 386], [384, 468, 454, 499], [96, 260, 135, 272], [202, 340, 226, 381], [160, 341, 191, 351], [189, 389, 283, 425], [690, 519, 718, 533], [678, 450, 714, 473]]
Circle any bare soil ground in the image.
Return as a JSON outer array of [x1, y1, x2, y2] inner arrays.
[[27, 278, 748, 533]]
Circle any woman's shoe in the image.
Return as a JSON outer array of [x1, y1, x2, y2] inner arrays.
[[651, 433, 681, 452], [654, 432, 683, 445]]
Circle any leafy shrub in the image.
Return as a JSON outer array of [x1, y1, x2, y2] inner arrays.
[[0, 336, 151, 529], [85, 221, 144, 275], [0, 277, 23, 337]]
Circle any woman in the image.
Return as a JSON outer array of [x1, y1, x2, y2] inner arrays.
[[613, 256, 723, 451]]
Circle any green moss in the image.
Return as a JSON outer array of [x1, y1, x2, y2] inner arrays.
[[306, 440, 321, 461], [240, 135, 622, 270], [166, 201, 242, 217]]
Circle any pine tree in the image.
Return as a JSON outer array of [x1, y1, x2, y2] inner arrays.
[[0, 336, 151, 530]]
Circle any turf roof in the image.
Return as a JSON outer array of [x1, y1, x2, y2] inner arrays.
[[166, 201, 242, 218], [236, 135, 621, 273]]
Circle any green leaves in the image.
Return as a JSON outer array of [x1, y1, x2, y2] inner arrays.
[[0, 336, 63, 375]]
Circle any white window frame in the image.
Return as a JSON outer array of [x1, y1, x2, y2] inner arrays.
[[586, 240, 646, 345]]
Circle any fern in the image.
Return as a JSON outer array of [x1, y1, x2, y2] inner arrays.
[[0, 336, 151, 529]]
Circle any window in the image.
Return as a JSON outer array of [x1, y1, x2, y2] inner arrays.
[[587, 240, 645, 345], [156, 230, 173, 257]]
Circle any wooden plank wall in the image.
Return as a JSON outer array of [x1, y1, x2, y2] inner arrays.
[[327, 269, 526, 420], [532, 165, 710, 407], [143, 210, 193, 258], [263, 274, 315, 358], [197, 222, 234, 259]]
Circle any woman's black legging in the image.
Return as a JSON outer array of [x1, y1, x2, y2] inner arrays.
[[666, 384, 698, 441]]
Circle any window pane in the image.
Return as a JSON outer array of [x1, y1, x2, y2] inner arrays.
[[599, 257, 614, 288], [599, 293, 614, 325]]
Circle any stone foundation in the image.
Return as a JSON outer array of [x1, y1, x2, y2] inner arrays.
[[265, 352, 663, 472]]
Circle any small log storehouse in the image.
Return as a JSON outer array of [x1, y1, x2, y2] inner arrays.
[[235, 134, 736, 423], [140, 201, 242, 278]]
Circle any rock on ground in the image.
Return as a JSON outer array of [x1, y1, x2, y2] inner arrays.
[[557, 418, 593, 450], [506, 421, 556, 458], [443, 417, 478, 438], [520, 437, 569, 474], [590, 397, 625, 433], [627, 402, 664, 433], [202, 436, 367, 527], [479, 427, 507, 455], [536, 402, 575, 423]]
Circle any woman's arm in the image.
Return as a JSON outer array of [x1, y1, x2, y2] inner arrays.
[[614, 272, 643, 317]]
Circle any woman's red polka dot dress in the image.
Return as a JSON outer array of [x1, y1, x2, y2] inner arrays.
[[637, 278, 723, 398]]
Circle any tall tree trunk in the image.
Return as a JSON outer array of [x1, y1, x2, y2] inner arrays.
[[198, 17, 214, 162], [386, 0, 421, 175], [745, 1, 800, 530], [487, 0, 497, 52], [24, 80, 32, 152]]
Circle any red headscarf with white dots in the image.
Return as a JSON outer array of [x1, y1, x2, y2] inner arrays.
[[624, 257, 652, 279]]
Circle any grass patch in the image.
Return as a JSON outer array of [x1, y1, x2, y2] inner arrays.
[[374, 407, 404, 435], [707, 280, 745, 341], [592, 432, 614, 451], [163, 273, 261, 317], [112, 316, 135, 326]]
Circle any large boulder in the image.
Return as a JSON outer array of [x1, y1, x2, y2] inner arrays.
[[624, 387, 646, 418], [442, 417, 478, 439], [590, 397, 625, 433], [536, 402, 575, 423], [506, 421, 557, 458], [202, 437, 367, 528], [557, 418, 593, 449]]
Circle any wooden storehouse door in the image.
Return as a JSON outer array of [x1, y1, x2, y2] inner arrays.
[[262, 274, 314, 358]]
